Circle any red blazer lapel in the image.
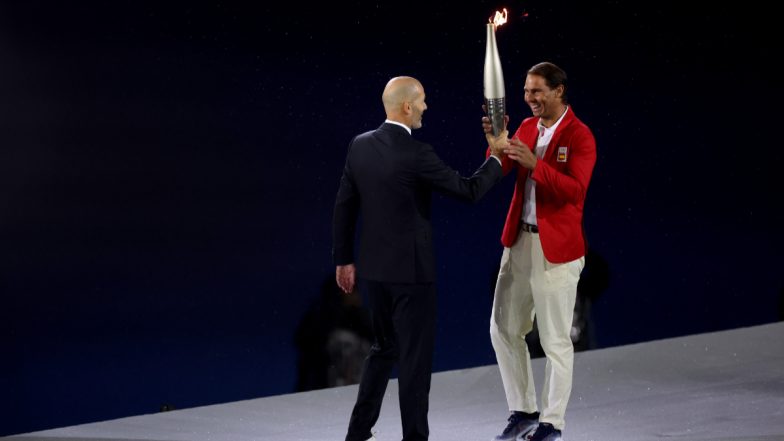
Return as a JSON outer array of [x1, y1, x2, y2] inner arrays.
[[544, 107, 576, 163], [517, 120, 540, 178]]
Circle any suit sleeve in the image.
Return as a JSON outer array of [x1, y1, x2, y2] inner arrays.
[[485, 146, 516, 176], [419, 143, 502, 203], [332, 147, 360, 265], [530, 126, 596, 204]]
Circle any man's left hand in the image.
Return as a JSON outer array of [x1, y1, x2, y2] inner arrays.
[[336, 264, 356, 294], [504, 138, 537, 170]]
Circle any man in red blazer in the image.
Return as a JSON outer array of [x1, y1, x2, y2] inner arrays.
[[485, 62, 596, 441]]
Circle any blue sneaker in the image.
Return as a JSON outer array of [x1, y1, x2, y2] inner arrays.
[[527, 423, 562, 441], [492, 412, 539, 441]]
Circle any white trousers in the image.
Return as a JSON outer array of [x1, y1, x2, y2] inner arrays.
[[490, 230, 584, 431]]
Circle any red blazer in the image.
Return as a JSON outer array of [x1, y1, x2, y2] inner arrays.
[[487, 107, 596, 263]]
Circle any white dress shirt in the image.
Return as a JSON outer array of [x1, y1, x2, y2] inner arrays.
[[522, 106, 569, 226]]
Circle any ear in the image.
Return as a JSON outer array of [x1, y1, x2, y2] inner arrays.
[[555, 85, 565, 98], [402, 101, 412, 115]]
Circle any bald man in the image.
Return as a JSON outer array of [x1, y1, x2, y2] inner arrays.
[[333, 76, 506, 441]]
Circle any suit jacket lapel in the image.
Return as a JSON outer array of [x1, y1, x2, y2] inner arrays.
[[542, 107, 575, 163], [524, 122, 539, 156]]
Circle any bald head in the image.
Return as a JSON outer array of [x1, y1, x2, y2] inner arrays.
[[383, 76, 422, 114], [382, 76, 427, 129]]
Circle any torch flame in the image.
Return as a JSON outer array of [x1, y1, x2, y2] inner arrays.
[[489, 8, 508, 28]]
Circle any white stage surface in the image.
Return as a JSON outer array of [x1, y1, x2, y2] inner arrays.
[[5, 322, 784, 441]]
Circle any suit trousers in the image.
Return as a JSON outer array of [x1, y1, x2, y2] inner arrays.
[[489, 229, 584, 431], [345, 279, 437, 441]]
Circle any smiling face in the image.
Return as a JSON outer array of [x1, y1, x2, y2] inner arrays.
[[524, 73, 566, 127]]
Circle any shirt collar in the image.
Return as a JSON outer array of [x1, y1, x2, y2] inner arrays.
[[537, 105, 569, 136], [385, 119, 412, 135]]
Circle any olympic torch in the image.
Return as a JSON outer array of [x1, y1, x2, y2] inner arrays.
[[484, 9, 508, 136]]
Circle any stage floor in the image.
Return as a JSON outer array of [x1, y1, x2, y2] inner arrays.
[[5, 322, 784, 441]]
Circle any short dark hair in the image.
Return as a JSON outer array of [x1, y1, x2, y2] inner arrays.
[[528, 62, 568, 104]]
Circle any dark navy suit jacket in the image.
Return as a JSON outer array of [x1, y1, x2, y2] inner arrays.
[[333, 122, 502, 283]]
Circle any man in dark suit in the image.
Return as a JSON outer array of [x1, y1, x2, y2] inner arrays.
[[333, 76, 506, 441]]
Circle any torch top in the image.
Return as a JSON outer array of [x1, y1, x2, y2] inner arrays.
[[489, 8, 508, 29]]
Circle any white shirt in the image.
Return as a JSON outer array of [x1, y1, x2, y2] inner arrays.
[[385, 119, 412, 135], [522, 106, 569, 225]]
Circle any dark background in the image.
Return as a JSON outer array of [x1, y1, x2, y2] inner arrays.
[[1, 0, 781, 436]]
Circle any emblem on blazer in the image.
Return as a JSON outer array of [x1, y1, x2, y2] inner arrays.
[[557, 146, 568, 162]]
